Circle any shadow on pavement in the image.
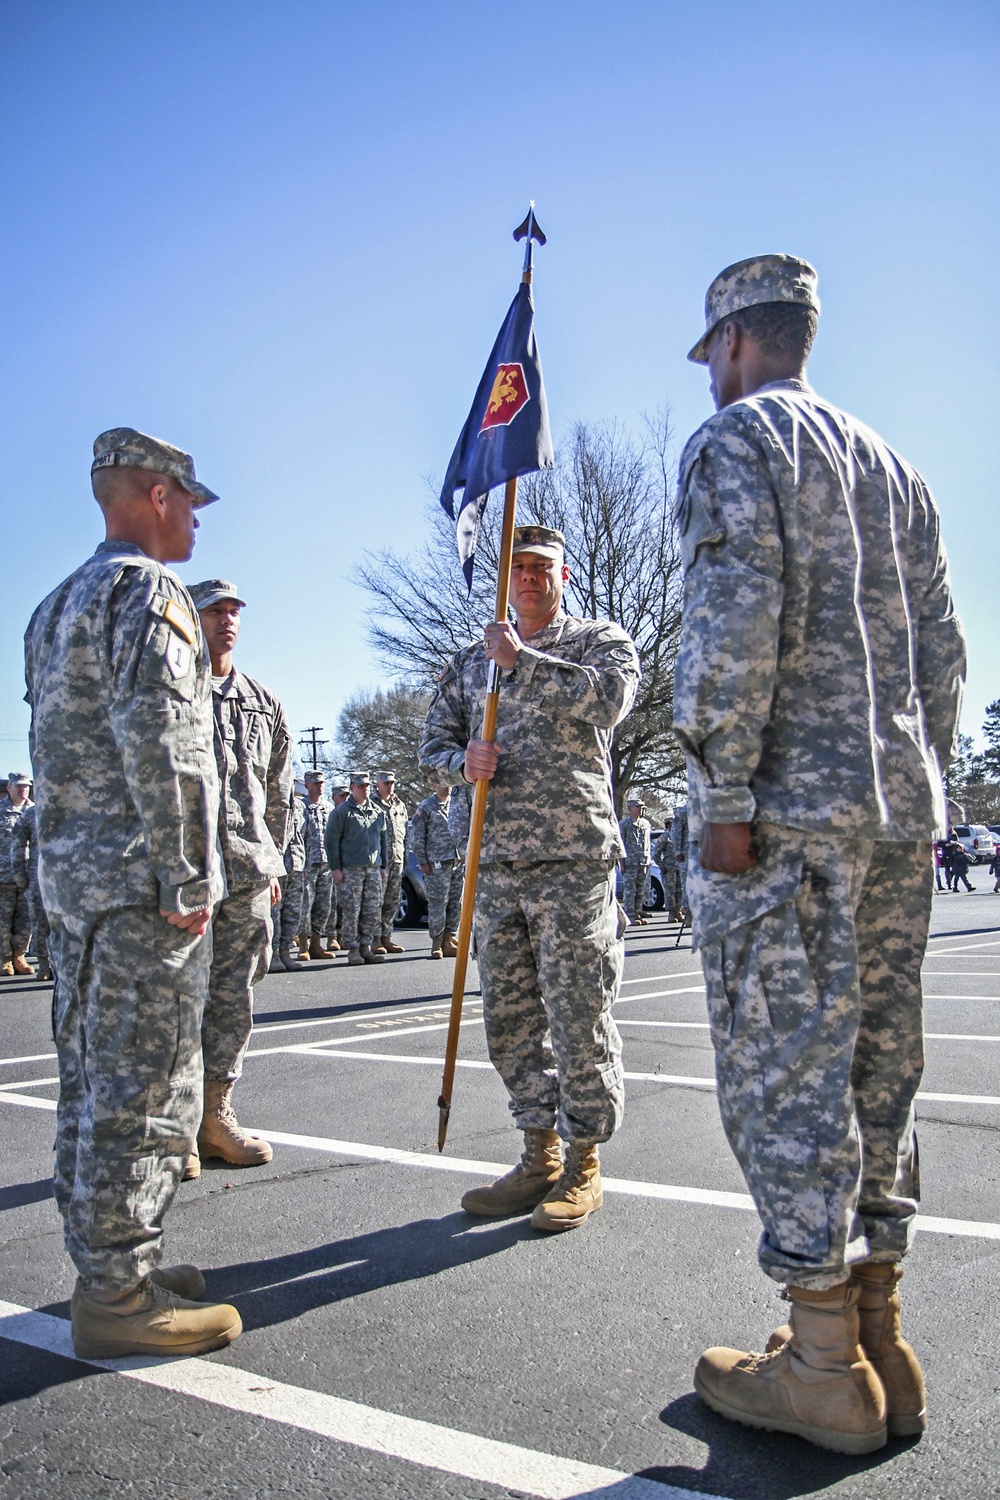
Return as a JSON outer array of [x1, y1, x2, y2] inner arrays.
[[255, 991, 454, 1025], [652, 1392, 919, 1497], [0, 1177, 54, 1213], [925, 923, 1000, 939], [206, 1212, 535, 1330]]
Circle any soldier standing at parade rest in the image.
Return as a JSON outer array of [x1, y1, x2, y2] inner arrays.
[[324, 772, 388, 966], [272, 790, 307, 969], [420, 526, 640, 1231], [185, 580, 293, 1178], [11, 800, 50, 980], [652, 817, 681, 922], [673, 256, 966, 1453], [619, 794, 652, 925], [299, 770, 337, 958], [0, 772, 34, 976], [371, 770, 409, 954], [24, 427, 241, 1359], [411, 783, 465, 959]]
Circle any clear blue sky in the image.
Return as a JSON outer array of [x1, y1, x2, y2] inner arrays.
[[2, 0, 997, 774]]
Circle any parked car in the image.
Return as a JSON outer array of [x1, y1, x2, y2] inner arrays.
[[396, 849, 428, 927], [952, 824, 997, 865]]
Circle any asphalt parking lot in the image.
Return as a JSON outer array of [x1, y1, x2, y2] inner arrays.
[[1, 886, 998, 1500]]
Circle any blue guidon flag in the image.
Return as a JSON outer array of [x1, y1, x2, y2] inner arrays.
[[439, 281, 555, 589]]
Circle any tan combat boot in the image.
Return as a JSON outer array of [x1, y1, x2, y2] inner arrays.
[[1, 960, 15, 977], [373, 942, 388, 954], [74, 1266, 206, 1307], [429, 934, 444, 959], [197, 1080, 273, 1167], [383, 938, 405, 954], [461, 1129, 563, 1217], [296, 934, 311, 961], [765, 1261, 926, 1437], [441, 931, 459, 957], [310, 932, 336, 959], [71, 1278, 241, 1360], [530, 1139, 603, 1232], [695, 1281, 887, 1455], [12, 951, 35, 976], [182, 1141, 201, 1180]]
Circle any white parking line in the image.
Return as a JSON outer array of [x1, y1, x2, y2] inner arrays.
[[0, 1300, 717, 1500], [0, 1052, 57, 1067], [253, 998, 467, 1037], [247, 1018, 481, 1059], [621, 970, 703, 985], [617, 987, 707, 1004], [0, 1091, 55, 1111]]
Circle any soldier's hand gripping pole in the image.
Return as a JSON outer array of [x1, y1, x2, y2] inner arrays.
[[437, 474, 519, 1151]]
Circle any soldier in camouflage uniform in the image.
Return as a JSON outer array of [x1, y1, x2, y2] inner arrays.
[[299, 770, 336, 957], [421, 525, 640, 1232], [325, 772, 388, 965], [272, 792, 307, 969], [619, 794, 652, 925], [0, 772, 34, 976], [187, 580, 293, 1177], [671, 802, 691, 920], [24, 427, 240, 1360], [372, 771, 409, 953], [652, 821, 682, 922], [11, 800, 50, 979], [411, 784, 465, 958], [674, 256, 967, 1452]]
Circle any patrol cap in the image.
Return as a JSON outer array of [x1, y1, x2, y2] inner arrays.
[[304, 769, 325, 783], [188, 579, 247, 611], [331, 783, 350, 797], [8, 771, 31, 786], [91, 427, 219, 506], [687, 254, 820, 364], [511, 525, 565, 561], [375, 770, 396, 782], [349, 771, 370, 785]]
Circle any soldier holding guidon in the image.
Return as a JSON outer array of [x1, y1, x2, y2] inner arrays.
[[421, 525, 640, 1231], [673, 256, 966, 1453]]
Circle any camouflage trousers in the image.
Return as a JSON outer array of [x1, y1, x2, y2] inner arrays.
[[203, 882, 273, 1083], [379, 861, 404, 942], [49, 906, 210, 1290], [425, 861, 464, 942], [690, 824, 932, 1291], [622, 862, 651, 919], [300, 862, 333, 939], [475, 858, 625, 1142], [338, 866, 384, 950], [274, 869, 304, 951], [0, 880, 31, 961], [28, 887, 50, 973]]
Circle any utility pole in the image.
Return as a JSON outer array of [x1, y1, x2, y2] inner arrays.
[[298, 726, 327, 771]]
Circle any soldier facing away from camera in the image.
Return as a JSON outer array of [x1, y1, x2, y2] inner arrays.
[[673, 255, 966, 1453]]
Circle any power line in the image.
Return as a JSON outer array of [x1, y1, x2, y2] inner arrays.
[[298, 726, 327, 771]]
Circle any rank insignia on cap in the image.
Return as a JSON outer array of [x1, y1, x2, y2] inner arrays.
[[480, 364, 530, 431], [163, 600, 197, 644]]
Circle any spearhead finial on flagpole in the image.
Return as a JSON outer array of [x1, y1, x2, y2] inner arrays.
[[513, 201, 546, 279]]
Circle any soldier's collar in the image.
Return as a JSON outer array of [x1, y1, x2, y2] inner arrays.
[[519, 608, 568, 644], [95, 540, 148, 557]]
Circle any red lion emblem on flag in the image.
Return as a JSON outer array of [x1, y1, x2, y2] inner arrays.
[[480, 363, 530, 430]]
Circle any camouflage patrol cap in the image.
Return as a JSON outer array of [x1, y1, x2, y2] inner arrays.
[[331, 784, 349, 797], [188, 579, 247, 610], [687, 254, 820, 364], [7, 771, 31, 786], [91, 427, 219, 506], [349, 771, 371, 786], [375, 770, 396, 782], [304, 770, 325, 783], [511, 525, 565, 561]]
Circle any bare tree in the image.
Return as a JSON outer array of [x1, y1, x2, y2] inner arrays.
[[356, 414, 687, 809], [334, 684, 432, 812]]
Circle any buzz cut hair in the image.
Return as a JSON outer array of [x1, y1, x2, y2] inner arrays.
[[91, 464, 177, 510], [727, 302, 818, 363]]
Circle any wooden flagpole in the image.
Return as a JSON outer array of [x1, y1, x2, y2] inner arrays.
[[437, 213, 539, 1152]]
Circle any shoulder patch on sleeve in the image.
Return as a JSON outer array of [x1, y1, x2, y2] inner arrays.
[[154, 597, 197, 644]]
